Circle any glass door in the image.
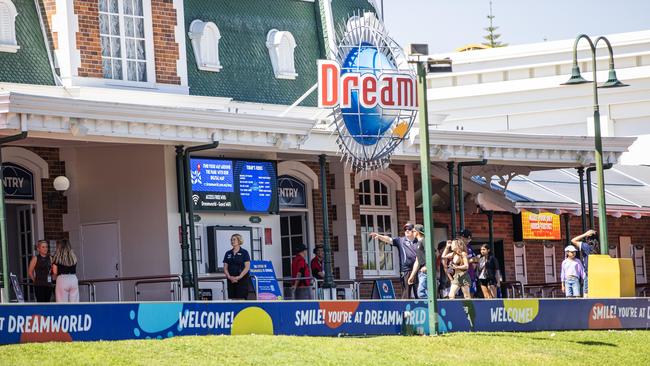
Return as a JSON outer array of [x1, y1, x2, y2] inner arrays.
[[17, 205, 34, 301]]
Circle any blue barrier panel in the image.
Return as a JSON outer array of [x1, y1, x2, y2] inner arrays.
[[0, 299, 649, 344]]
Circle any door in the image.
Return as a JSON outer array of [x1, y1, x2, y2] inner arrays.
[[280, 213, 306, 296], [81, 222, 121, 301], [16, 205, 34, 301]]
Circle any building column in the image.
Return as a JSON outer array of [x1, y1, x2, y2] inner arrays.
[[330, 161, 358, 280]]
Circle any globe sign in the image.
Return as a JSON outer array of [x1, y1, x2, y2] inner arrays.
[[318, 13, 418, 171]]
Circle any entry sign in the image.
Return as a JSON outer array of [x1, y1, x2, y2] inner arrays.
[[278, 175, 306, 209], [2, 163, 34, 200], [249, 260, 282, 300], [373, 279, 396, 299]]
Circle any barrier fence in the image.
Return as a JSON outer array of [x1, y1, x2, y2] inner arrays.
[[1, 298, 649, 344], [15, 275, 650, 303]]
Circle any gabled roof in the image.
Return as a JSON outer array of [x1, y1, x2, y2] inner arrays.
[[184, 0, 323, 106], [0, 0, 54, 86], [184, 0, 376, 106]]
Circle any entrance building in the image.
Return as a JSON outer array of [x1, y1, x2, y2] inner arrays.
[[0, 0, 648, 302]]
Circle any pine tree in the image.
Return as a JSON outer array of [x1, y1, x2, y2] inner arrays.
[[483, 1, 507, 48]]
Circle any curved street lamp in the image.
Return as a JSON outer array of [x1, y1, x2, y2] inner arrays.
[[561, 34, 628, 254]]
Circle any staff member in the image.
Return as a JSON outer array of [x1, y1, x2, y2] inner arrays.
[[223, 234, 252, 300], [311, 246, 325, 281], [291, 244, 312, 299], [370, 223, 419, 299], [28, 240, 52, 302]]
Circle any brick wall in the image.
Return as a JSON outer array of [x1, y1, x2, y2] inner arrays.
[[75, 0, 103, 78], [25, 147, 68, 241], [40, 0, 58, 51], [40, 0, 181, 83], [151, 0, 180, 84]]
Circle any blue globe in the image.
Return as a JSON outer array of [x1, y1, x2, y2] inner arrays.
[[340, 43, 398, 146]]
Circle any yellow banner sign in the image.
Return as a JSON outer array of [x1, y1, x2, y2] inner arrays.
[[521, 211, 561, 240]]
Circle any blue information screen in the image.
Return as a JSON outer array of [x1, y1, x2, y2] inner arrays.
[[190, 158, 278, 213]]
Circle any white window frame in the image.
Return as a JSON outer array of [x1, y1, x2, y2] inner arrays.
[[266, 29, 297, 80], [98, 0, 156, 86], [188, 19, 222, 72], [543, 242, 556, 283], [0, 0, 19, 53], [514, 242, 527, 285], [633, 244, 647, 284], [359, 178, 398, 277]]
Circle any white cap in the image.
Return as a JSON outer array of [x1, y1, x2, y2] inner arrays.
[[564, 245, 577, 252]]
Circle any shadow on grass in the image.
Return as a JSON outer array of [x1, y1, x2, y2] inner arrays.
[[444, 332, 618, 347], [576, 341, 616, 347]]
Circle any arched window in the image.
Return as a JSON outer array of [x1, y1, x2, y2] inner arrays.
[[266, 29, 297, 80], [0, 0, 19, 53], [358, 178, 396, 276], [189, 20, 222, 72]]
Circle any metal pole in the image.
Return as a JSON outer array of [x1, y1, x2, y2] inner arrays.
[[457, 160, 487, 232], [564, 213, 571, 247], [184, 141, 219, 300], [586, 166, 595, 229], [319, 154, 335, 290], [590, 45, 609, 254], [175, 146, 192, 290], [415, 61, 437, 336], [577, 167, 587, 232], [0, 131, 28, 302], [487, 211, 494, 251], [587, 163, 612, 233], [447, 162, 456, 237]]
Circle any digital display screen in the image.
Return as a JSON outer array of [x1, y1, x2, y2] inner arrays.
[[190, 158, 278, 213]]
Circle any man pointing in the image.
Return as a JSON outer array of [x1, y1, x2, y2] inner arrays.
[[369, 223, 419, 298]]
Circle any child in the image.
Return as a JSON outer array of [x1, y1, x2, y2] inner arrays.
[[561, 246, 585, 298]]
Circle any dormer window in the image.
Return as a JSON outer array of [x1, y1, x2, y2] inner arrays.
[[189, 20, 222, 72], [0, 0, 19, 53], [266, 29, 297, 80]]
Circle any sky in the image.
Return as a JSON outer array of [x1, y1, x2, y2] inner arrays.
[[380, 0, 650, 53]]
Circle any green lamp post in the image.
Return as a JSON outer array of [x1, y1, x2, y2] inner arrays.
[[407, 43, 452, 336], [561, 34, 628, 254]]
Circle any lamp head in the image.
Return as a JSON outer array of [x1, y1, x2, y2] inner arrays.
[[599, 69, 629, 88], [561, 65, 590, 85]]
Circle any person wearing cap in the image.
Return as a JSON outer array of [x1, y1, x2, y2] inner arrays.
[[561, 245, 586, 298], [571, 229, 598, 297], [291, 243, 312, 299], [311, 246, 325, 281], [370, 223, 419, 299], [407, 224, 428, 298]]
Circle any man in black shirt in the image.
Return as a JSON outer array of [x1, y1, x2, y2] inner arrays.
[[370, 223, 419, 298], [408, 224, 428, 298]]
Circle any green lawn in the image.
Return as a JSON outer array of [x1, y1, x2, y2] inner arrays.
[[1, 331, 649, 365]]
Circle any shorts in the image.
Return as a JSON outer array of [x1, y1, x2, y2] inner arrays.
[[452, 271, 471, 287], [479, 278, 497, 287]]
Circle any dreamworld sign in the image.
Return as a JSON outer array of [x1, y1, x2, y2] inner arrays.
[[318, 12, 418, 171]]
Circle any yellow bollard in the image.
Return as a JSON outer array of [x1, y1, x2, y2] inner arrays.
[[587, 254, 636, 298]]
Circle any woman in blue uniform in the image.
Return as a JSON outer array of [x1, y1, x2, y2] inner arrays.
[[223, 234, 252, 300]]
